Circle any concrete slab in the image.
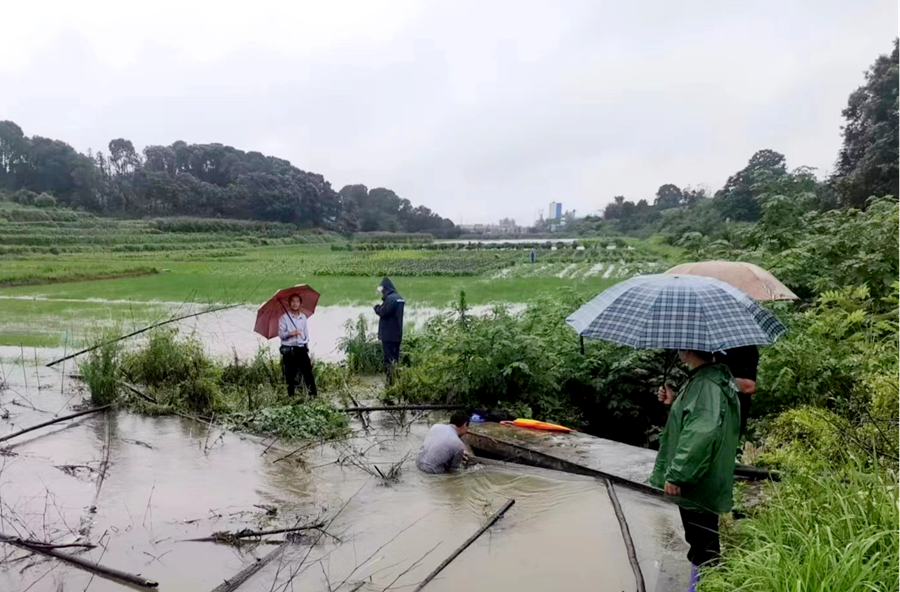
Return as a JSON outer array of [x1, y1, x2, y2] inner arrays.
[[465, 422, 662, 496]]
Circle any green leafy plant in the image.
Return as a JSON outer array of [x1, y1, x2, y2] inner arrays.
[[79, 333, 122, 405], [339, 315, 384, 374], [228, 401, 350, 440]]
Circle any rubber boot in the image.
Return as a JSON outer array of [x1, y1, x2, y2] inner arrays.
[[686, 564, 700, 592]]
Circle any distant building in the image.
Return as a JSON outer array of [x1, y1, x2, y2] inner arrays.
[[460, 219, 523, 235], [549, 202, 562, 220], [498, 217, 519, 234]]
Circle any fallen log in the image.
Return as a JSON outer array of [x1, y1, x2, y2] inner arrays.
[[0, 405, 112, 444], [412, 499, 515, 591], [181, 522, 326, 543], [46, 303, 243, 367], [210, 544, 285, 592], [0, 532, 158, 588], [340, 405, 465, 413]]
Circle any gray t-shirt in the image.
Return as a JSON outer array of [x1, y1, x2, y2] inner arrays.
[[416, 424, 466, 474]]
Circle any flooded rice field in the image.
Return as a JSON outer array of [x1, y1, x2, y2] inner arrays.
[[0, 299, 521, 364]]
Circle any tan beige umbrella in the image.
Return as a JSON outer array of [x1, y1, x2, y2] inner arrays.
[[665, 261, 798, 301]]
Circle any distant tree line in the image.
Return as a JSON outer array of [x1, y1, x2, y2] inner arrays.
[[573, 40, 898, 239], [0, 124, 459, 237]]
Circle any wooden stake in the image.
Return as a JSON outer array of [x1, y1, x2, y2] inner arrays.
[[412, 499, 515, 591]]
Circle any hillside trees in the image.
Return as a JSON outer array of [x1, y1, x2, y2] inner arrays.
[[0, 124, 457, 236]]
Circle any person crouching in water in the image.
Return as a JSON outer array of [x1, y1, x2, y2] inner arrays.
[[416, 411, 471, 474], [651, 349, 740, 592], [278, 294, 317, 398]]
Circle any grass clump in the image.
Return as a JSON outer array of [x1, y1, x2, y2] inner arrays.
[[339, 315, 384, 374], [702, 460, 898, 592], [121, 329, 223, 412], [228, 401, 350, 440], [78, 332, 122, 405], [220, 348, 284, 410]]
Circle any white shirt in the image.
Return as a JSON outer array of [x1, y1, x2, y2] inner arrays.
[[416, 424, 466, 474], [278, 311, 309, 346]]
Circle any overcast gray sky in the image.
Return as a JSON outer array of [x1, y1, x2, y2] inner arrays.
[[2, 0, 896, 225]]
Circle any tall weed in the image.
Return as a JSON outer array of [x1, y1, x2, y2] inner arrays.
[[78, 332, 122, 405], [339, 315, 383, 374], [702, 460, 898, 592]]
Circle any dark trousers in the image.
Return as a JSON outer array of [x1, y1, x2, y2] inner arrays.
[[382, 341, 400, 385], [679, 507, 720, 566], [281, 346, 317, 398], [738, 392, 752, 437]]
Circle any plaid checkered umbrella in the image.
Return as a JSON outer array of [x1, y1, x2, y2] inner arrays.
[[566, 274, 786, 351]]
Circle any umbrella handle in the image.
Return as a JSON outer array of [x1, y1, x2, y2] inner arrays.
[[278, 298, 301, 332], [662, 350, 677, 388]]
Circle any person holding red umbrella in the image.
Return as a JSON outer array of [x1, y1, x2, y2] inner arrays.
[[255, 285, 321, 399], [278, 293, 317, 398]]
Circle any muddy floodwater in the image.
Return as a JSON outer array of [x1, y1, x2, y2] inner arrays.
[[0, 357, 664, 592], [0, 301, 520, 364]]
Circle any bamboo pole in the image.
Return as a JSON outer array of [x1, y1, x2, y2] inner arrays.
[[340, 405, 466, 413], [118, 380, 158, 405], [603, 478, 646, 592], [180, 522, 326, 543], [46, 303, 243, 367], [0, 532, 158, 588], [412, 499, 515, 591], [209, 545, 285, 592], [0, 405, 112, 444]]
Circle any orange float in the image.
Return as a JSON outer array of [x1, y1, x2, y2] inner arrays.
[[501, 418, 574, 433]]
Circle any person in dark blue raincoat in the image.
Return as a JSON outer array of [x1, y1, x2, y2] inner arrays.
[[374, 277, 405, 384]]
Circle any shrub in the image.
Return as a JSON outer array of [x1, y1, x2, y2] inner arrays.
[[339, 315, 384, 374], [34, 193, 57, 208], [79, 335, 121, 405], [756, 285, 898, 422], [121, 329, 223, 412], [385, 292, 675, 442]]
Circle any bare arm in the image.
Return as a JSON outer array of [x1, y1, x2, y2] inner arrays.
[[734, 378, 756, 395]]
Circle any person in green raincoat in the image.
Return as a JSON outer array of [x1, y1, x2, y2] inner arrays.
[[651, 349, 740, 590]]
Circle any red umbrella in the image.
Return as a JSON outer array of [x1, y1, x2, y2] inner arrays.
[[254, 285, 320, 339]]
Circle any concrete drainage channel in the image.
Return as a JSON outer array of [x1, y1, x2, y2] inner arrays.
[[464, 424, 776, 592]]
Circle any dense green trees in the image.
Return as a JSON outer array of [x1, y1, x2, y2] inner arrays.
[[832, 39, 899, 209], [713, 149, 788, 222], [0, 124, 458, 236]]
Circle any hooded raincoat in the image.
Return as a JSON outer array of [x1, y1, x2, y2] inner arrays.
[[649, 363, 740, 514], [375, 277, 404, 343]]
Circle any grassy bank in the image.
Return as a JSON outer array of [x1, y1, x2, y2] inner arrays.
[[703, 461, 898, 591]]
